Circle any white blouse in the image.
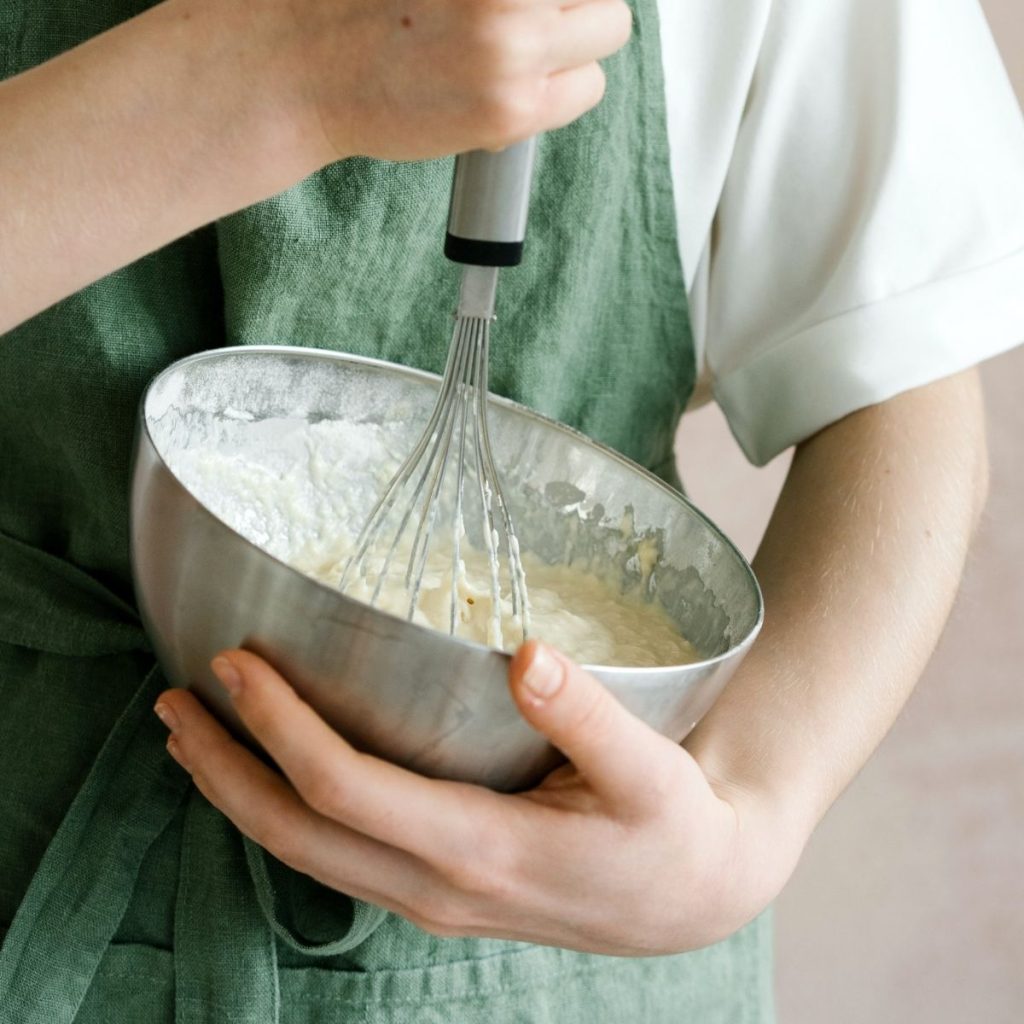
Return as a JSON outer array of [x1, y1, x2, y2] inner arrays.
[[656, 0, 1024, 464]]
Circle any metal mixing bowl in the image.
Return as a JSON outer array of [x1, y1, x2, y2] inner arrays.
[[130, 346, 762, 791]]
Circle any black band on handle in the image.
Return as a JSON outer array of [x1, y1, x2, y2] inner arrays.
[[444, 234, 524, 268]]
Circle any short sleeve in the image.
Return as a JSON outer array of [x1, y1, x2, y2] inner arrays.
[[704, 0, 1024, 465]]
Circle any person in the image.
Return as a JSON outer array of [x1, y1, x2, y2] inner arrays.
[[0, 0, 1021, 1020]]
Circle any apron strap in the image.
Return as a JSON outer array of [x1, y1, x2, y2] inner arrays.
[[0, 531, 386, 1020], [174, 792, 280, 1024], [0, 665, 189, 1024], [0, 529, 148, 657], [244, 838, 388, 957]]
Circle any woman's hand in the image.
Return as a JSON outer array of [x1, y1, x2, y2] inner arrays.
[[0, 0, 631, 334], [260, 0, 634, 163], [154, 644, 803, 955]]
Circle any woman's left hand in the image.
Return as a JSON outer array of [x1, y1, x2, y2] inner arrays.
[[154, 644, 801, 956]]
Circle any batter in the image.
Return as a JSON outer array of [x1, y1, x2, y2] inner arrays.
[[168, 424, 699, 669], [298, 538, 699, 668]]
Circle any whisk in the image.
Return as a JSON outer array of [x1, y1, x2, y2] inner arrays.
[[339, 142, 536, 645]]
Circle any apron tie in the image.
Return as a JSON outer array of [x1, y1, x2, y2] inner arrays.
[[0, 529, 148, 657], [0, 534, 387, 1022], [173, 792, 281, 1024], [170, 792, 388, 1024], [244, 839, 388, 957], [0, 665, 189, 1024]]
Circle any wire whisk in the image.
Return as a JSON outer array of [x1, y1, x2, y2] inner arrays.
[[339, 266, 529, 647]]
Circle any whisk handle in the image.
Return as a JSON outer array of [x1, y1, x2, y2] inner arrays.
[[445, 138, 537, 267]]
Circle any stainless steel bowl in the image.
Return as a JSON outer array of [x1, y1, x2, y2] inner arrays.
[[130, 346, 762, 791]]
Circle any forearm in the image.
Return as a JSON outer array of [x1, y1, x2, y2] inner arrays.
[[0, 0, 318, 334], [0, 0, 625, 337], [687, 369, 988, 866]]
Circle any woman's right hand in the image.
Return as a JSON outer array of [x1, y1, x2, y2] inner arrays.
[[254, 0, 634, 164], [1, 0, 630, 332]]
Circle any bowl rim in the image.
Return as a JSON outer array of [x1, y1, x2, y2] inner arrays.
[[137, 344, 765, 677]]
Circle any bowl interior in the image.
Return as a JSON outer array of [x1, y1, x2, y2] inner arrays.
[[144, 347, 761, 663]]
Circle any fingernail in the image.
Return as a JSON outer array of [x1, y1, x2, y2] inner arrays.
[[153, 702, 179, 732], [166, 736, 190, 771], [212, 656, 243, 696], [522, 644, 564, 700]]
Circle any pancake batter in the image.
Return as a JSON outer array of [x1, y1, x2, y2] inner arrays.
[[301, 538, 698, 667], [169, 428, 699, 668]]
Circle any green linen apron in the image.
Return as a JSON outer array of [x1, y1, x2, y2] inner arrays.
[[0, 1, 774, 1020]]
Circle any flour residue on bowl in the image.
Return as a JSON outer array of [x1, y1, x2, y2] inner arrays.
[[165, 417, 698, 668]]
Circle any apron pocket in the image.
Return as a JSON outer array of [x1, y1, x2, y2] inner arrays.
[[64, 911, 774, 1024]]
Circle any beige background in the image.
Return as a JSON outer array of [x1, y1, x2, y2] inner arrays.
[[675, 2, 1024, 1020]]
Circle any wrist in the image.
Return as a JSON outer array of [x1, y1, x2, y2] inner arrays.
[[159, 0, 336, 196]]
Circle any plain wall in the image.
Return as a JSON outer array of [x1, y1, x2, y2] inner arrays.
[[675, 2, 1024, 1020]]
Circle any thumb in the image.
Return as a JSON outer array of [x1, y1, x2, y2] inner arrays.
[[509, 640, 675, 809]]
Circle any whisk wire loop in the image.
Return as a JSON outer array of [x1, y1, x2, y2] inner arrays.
[[339, 300, 529, 645], [338, 335, 465, 594], [403, 318, 475, 615]]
